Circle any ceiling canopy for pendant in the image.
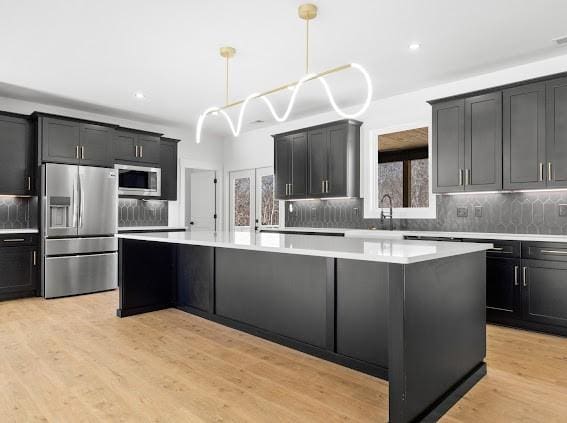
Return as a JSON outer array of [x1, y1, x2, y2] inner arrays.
[[196, 3, 373, 143]]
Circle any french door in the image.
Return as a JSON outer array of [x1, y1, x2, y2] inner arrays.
[[229, 167, 279, 231]]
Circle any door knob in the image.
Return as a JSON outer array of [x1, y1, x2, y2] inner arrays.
[[189, 221, 194, 225]]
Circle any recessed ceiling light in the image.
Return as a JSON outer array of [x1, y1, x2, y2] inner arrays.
[[134, 91, 145, 99], [409, 43, 421, 51]]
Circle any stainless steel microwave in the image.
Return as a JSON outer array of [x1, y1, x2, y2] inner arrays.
[[115, 164, 161, 197]]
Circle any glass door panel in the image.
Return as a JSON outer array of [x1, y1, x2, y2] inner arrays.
[[230, 170, 254, 231], [256, 167, 279, 229]]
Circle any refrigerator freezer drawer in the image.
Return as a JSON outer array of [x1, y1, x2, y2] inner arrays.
[[45, 237, 117, 256], [44, 252, 117, 299]]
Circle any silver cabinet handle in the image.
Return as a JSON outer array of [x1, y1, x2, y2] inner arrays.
[[465, 169, 471, 186], [27, 176, 31, 191], [285, 183, 289, 196], [514, 266, 519, 286], [539, 163, 544, 182], [540, 249, 567, 255], [458, 169, 463, 186], [325, 180, 329, 193], [522, 266, 528, 287], [3, 238, 25, 242], [135, 145, 139, 158], [33, 251, 37, 266], [321, 180, 325, 193], [81, 146, 85, 160], [548, 162, 553, 181], [75, 145, 80, 159], [140, 145, 143, 158], [289, 183, 293, 195]]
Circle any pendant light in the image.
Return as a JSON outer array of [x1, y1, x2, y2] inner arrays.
[[196, 3, 373, 143]]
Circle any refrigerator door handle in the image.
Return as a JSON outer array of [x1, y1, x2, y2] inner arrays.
[[78, 172, 84, 228], [72, 172, 79, 228]]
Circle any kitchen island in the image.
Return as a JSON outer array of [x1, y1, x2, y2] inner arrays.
[[116, 231, 492, 423]]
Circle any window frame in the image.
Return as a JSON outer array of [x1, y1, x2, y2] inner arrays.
[[363, 122, 436, 219]]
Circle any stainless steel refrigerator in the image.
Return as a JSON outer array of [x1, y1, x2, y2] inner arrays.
[[41, 163, 118, 298]]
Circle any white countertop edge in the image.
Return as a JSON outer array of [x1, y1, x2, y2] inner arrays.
[[277, 227, 567, 243], [118, 226, 187, 232], [0, 228, 39, 234], [116, 233, 492, 264]]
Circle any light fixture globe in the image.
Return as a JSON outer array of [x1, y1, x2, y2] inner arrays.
[[298, 3, 317, 20]]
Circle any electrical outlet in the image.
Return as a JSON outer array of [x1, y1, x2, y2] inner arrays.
[[457, 207, 468, 218], [311, 207, 317, 219], [474, 206, 483, 218], [353, 207, 359, 217], [559, 204, 567, 217]]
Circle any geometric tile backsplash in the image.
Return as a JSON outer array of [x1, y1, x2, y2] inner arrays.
[[118, 199, 168, 227], [0, 197, 37, 229], [285, 190, 567, 235]]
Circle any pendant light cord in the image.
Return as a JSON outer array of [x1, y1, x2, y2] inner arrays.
[[225, 56, 229, 106], [305, 19, 309, 73]]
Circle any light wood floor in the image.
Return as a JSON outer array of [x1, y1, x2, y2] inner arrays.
[[1, 292, 567, 422]]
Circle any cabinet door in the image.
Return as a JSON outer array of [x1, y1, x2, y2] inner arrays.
[[327, 123, 349, 196], [177, 245, 214, 313], [503, 83, 546, 190], [465, 92, 502, 191], [522, 260, 567, 328], [41, 117, 81, 164], [336, 260, 388, 368], [160, 139, 178, 200], [290, 132, 308, 198], [546, 77, 567, 187], [274, 135, 291, 199], [79, 124, 113, 167], [137, 135, 161, 164], [308, 128, 327, 196], [486, 258, 521, 322], [0, 115, 33, 195], [432, 99, 465, 192], [0, 247, 36, 297], [114, 131, 138, 162]]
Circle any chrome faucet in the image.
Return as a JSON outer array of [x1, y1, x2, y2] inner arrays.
[[380, 194, 394, 231]]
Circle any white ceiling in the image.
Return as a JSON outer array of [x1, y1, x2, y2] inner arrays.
[[2, 0, 567, 137]]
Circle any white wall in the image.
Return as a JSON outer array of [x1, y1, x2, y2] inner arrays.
[[0, 95, 224, 226], [221, 53, 567, 220]]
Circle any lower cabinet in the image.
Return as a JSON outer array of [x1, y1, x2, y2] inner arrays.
[[523, 260, 567, 329], [0, 242, 38, 300], [486, 257, 522, 321], [336, 260, 388, 368], [176, 245, 213, 313]]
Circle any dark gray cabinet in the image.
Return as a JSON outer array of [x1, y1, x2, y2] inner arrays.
[[177, 245, 213, 313], [503, 83, 546, 190], [0, 113, 34, 195], [546, 77, 567, 188], [336, 260, 388, 368], [486, 257, 521, 321], [40, 116, 113, 167], [160, 137, 179, 201], [0, 235, 38, 300], [433, 94, 502, 193], [432, 99, 465, 192], [465, 92, 502, 191], [275, 120, 360, 200], [114, 130, 160, 165], [274, 132, 307, 199], [523, 260, 567, 329]]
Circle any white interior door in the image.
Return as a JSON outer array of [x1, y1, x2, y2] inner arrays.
[[255, 167, 279, 229], [230, 169, 255, 231], [189, 170, 216, 231]]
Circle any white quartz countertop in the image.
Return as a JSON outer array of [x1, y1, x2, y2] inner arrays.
[[0, 228, 38, 235], [118, 226, 187, 232], [117, 230, 492, 264], [274, 227, 567, 243]]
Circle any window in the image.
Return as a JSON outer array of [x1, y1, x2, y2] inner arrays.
[[364, 124, 435, 219]]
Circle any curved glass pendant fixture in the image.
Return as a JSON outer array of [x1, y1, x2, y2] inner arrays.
[[196, 4, 373, 143]]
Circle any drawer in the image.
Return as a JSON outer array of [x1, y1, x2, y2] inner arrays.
[[523, 242, 567, 261], [470, 239, 521, 258], [0, 234, 38, 247]]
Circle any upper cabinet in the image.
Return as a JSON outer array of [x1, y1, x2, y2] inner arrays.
[[160, 137, 180, 201], [432, 93, 502, 193], [546, 76, 567, 188], [39, 116, 114, 167], [274, 120, 361, 200], [114, 130, 160, 165], [0, 113, 34, 195], [431, 71, 567, 193], [503, 83, 546, 190]]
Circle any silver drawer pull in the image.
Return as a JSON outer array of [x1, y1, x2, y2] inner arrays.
[[489, 247, 505, 251], [540, 249, 567, 255], [514, 266, 519, 286], [523, 266, 528, 287], [3, 238, 25, 242]]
